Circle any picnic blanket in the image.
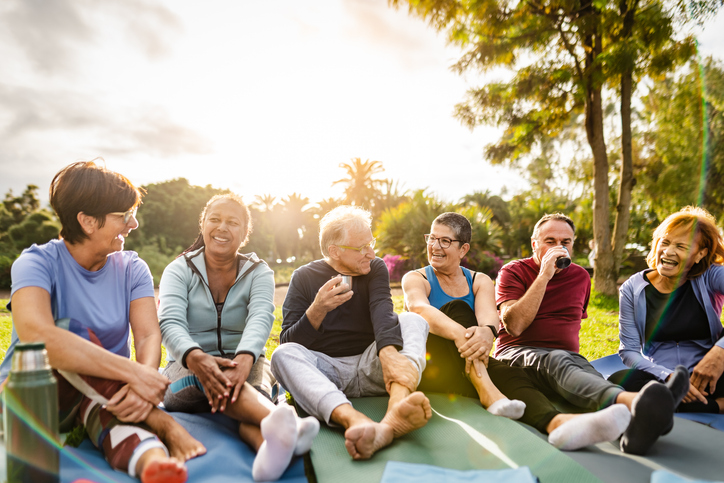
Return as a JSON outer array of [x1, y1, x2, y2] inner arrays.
[[306, 394, 601, 483], [307, 392, 724, 483], [9, 411, 306, 483]]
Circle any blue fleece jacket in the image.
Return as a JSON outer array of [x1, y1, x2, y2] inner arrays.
[[618, 265, 724, 380]]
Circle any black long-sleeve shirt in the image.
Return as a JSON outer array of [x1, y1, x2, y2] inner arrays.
[[280, 257, 403, 357]]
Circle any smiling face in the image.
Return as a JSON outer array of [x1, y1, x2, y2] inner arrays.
[[531, 220, 574, 266], [653, 229, 708, 281], [427, 222, 468, 271], [201, 199, 247, 260], [91, 208, 139, 256], [330, 226, 375, 276]]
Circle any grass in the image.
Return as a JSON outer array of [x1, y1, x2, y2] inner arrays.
[[0, 293, 622, 365]]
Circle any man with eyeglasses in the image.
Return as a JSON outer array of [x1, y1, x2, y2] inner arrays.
[[495, 213, 687, 455], [271, 205, 431, 460]]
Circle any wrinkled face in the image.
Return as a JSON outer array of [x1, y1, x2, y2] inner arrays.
[[93, 208, 139, 255], [202, 199, 246, 258], [654, 229, 707, 280], [531, 220, 574, 265], [334, 226, 375, 276], [427, 222, 466, 270]]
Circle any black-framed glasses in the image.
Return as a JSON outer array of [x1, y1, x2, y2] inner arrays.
[[108, 208, 138, 224], [337, 238, 376, 253], [424, 234, 462, 249]]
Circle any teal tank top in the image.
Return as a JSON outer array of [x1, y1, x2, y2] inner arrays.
[[424, 265, 475, 310]]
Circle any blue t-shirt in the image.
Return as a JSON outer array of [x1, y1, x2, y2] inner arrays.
[[0, 239, 155, 381]]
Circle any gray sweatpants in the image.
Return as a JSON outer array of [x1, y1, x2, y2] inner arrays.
[[497, 346, 624, 410], [270, 312, 429, 424]]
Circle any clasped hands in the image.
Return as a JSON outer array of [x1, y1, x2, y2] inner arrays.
[[455, 325, 494, 378], [681, 346, 724, 404], [186, 349, 254, 413]]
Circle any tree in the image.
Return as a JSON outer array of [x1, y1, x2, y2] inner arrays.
[[391, 0, 707, 294], [333, 158, 385, 210], [638, 59, 724, 220]]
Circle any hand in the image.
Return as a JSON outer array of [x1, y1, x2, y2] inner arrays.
[[691, 346, 724, 395], [681, 382, 709, 404], [105, 385, 154, 423], [456, 326, 494, 368], [186, 350, 238, 413], [379, 346, 418, 393], [305, 276, 354, 328], [538, 246, 569, 280], [224, 354, 254, 410], [128, 363, 170, 406]]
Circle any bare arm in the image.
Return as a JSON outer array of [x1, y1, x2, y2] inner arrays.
[[129, 296, 162, 368], [499, 247, 566, 337], [12, 287, 169, 408]]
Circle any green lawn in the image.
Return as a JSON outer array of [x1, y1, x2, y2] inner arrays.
[[0, 294, 621, 365]]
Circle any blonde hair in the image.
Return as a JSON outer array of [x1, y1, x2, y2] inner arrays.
[[646, 206, 724, 279], [319, 205, 372, 258]]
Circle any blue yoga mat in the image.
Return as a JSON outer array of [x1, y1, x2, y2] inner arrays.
[[590, 355, 724, 431], [59, 411, 306, 483]]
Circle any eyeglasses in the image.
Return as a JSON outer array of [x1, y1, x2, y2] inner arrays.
[[336, 238, 376, 253], [424, 234, 462, 249], [108, 208, 138, 224]]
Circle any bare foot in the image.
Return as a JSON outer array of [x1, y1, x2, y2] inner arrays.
[[140, 456, 187, 483], [147, 409, 207, 461], [380, 391, 431, 438], [344, 421, 393, 460]]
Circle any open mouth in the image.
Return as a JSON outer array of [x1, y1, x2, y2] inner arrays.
[[660, 257, 678, 267], [212, 236, 230, 243]]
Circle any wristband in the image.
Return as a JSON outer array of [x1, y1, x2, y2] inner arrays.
[[484, 324, 499, 339]]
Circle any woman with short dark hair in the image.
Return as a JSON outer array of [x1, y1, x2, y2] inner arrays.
[[1, 160, 204, 483]]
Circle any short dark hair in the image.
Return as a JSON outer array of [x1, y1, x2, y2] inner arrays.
[[532, 213, 575, 239], [182, 193, 252, 255], [50, 160, 143, 244], [432, 212, 472, 245]]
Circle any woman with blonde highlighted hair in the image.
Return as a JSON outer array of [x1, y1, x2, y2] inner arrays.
[[611, 206, 724, 414]]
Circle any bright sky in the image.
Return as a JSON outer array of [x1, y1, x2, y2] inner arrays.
[[1, 0, 723, 207]]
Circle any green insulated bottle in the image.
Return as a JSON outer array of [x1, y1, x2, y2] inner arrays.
[[3, 342, 60, 483]]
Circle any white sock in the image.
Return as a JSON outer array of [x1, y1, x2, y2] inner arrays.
[[548, 404, 631, 451], [487, 398, 526, 420], [294, 416, 320, 456], [253, 405, 298, 482]]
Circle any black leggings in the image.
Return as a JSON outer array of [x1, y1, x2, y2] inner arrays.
[[608, 368, 723, 413], [417, 300, 561, 433]]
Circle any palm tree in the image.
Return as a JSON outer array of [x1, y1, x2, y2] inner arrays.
[[332, 158, 385, 209], [253, 194, 277, 213]]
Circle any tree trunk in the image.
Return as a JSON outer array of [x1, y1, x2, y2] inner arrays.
[[582, 14, 617, 297], [612, 0, 639, 281]]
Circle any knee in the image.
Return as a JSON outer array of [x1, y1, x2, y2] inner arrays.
[[398, 312, 429, 338], [270, 342, 307, 374]]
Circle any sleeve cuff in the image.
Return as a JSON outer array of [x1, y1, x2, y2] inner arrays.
[[234, 350, 258, 362], [181, 346, 202, 369]]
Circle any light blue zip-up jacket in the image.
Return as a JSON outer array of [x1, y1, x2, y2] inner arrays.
[[159, 247, 275, 367], [618, 266, 724, 380]]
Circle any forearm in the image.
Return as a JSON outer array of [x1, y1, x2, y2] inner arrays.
[[414, 305, 465, 341], [133, 332, 162, 368], [500, 275, 549, 337], [42, 326, 141, 383]]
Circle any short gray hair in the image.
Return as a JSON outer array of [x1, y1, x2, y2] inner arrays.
[[432, 212, 472, 245], [319, 205, 372, 258], [532, 213, 575, 239]]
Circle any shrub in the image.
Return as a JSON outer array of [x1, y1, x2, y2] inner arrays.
[[462, 249, 504, 279], [382, 254, 407, 283]]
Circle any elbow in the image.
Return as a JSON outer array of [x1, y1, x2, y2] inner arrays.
[[500, 314, 521, 338]]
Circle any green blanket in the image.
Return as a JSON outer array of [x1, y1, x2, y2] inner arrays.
[[307, 394, 601, 483]]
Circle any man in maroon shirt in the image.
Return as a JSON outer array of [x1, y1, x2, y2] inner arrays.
[[495, 214, 688, 455]]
